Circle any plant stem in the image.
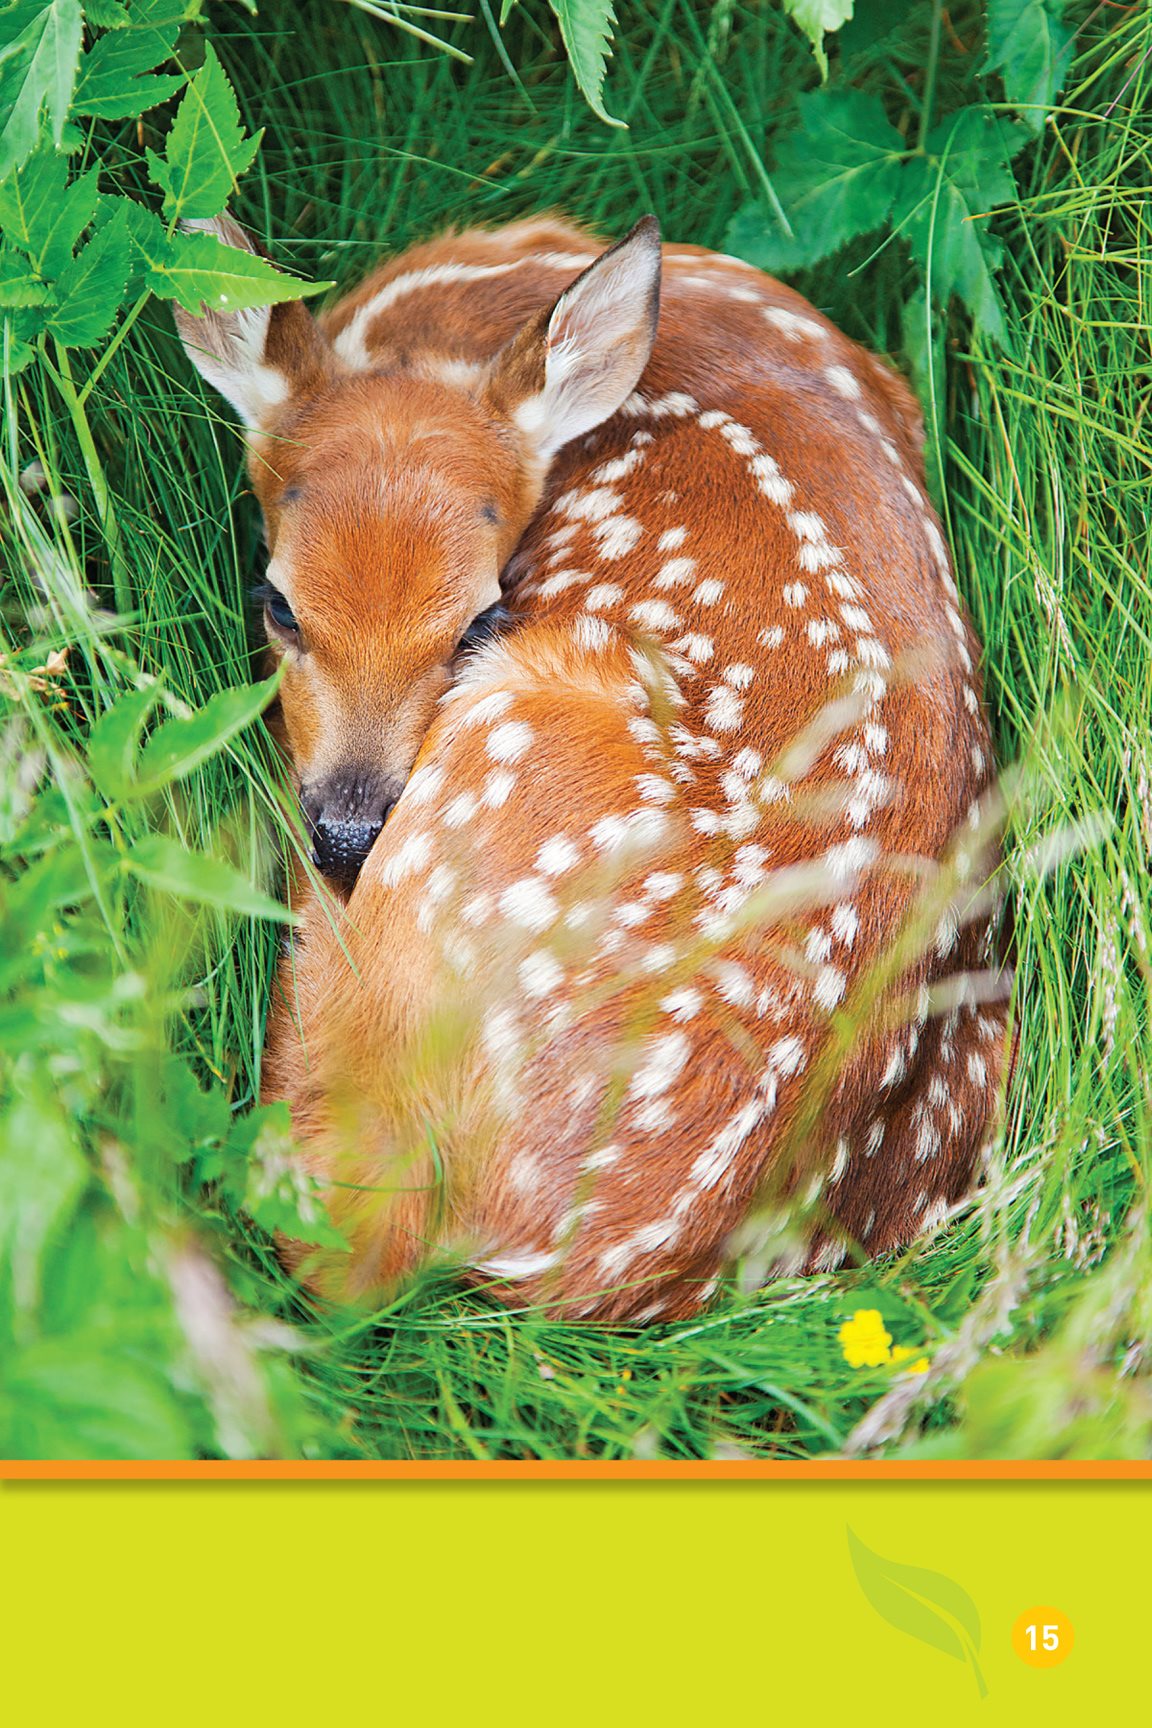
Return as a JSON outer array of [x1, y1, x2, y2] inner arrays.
[[50, 340, 133, 617], [77, 292, 150, 411], [921, 0, 944, 146]]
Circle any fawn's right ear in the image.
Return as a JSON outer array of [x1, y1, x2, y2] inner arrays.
[[486, 215, 663, 463], [173, 215, 334, 431]]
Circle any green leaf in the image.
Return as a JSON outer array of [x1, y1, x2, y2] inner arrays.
[[848, 1529, 986, 1697], [83, 0, 129, 24], [725, 89, 906, 272], [985, 0, 1075, 132], [900, 283, 945, 501], [547, 0, 623, 128], [142, 219, 327, 314], [147, 42, 261, 222], [892, 107, 1028, 342], [125, 834, 292, 921], [86, 682, 163, 801], [837, 0, 906, 58], [0, 241, 49, 305], [0, 0, 83, 179], [4, 1345, 194, 1459], [781, 0, 855, 77], [0, 146, 99, 277], [0, 308, 36, 370], [44, 199, 133, 346], [135, 671, 281, 793], [71, 0, 185, 118], [0, 1084, 88, 1319]]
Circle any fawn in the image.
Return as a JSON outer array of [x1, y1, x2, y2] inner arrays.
[[177, 212, 1007, 1322]]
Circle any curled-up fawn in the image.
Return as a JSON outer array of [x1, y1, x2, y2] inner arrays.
[[178, 212, 1006, 1322]]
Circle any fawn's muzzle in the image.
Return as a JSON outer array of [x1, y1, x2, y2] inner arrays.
[[302, 768, 402, 888]]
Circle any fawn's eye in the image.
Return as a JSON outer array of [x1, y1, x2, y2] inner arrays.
[[457, 600, 510, 655], [255, 584, 299, 635]]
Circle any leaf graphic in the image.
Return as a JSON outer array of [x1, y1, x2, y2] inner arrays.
[[847, 1529, 987, 1698]]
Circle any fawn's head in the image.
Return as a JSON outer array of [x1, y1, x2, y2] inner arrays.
[[176, 215, 662, 886]]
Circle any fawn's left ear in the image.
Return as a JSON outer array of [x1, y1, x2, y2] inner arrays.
[[486, 215, 662, 462], [174, 215, 335, 431]]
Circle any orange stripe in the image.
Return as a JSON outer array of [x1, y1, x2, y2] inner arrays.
[[2, 1460, 1150, 1481]]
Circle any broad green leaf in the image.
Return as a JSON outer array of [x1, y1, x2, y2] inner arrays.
[[71, 0, 185, 118], [147, 42, 261, 222], [781, 0, 855, 76], [725, 89, 906, 272], [4, 1345, 193, 1459], [135, 671, 281, 793], [0, 0, 83, 179], [142, 220, 327, 314], [0, 241, 49, 305], [848, 1529, 986, 1697], [892, 107, 1029, 342], [0, 146, 99, 277], [547, 0, 622, 128], [125, 834, 292, 921], [0, 308, 36, 369], [837, 0, 906, 58], [985, 0, 1075, 132], [5, 840, 119, 938], [0, 1084, 88, 1319], [44, 200, 133, 346], [86, 682, 162, 801], [83, 0, 129, 23]]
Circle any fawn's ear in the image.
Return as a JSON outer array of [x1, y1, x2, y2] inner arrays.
[[173, 215, 335, 430], [487, 216, 662, 462]]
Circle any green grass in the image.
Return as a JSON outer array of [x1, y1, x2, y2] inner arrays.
[[1, 0, 1150, 1460]]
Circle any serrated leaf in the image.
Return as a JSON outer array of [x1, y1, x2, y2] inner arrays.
[[781, 0, 855, 77], [547, 0, 622, 128], [0, 241, 49, 305], [87, 683, 162, 801], [83, 0, 129, 24], [985, 0, 1075, 131], [147, 42, 261, 222], [135, 671, 281, 794], [125, 834, 292, 921], [892, 107, 1028, 341], [143, 221, 327, 314], [0, 146, 99, 277], [71, 0, 185, 118], [725, 88, 906, 272], [848, 1530, 986, 1697], [0, 0, 83, 179], [45, 200, 132, 346]]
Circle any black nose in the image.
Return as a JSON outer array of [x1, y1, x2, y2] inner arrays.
[[310, 815, 387, 887], [302, 768, 402, 888]]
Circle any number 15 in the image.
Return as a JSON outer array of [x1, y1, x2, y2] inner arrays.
[[1027, 1624, 1060, 1651]]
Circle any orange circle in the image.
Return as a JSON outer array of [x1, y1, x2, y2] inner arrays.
[[1012, 1606, 1075, 1667]]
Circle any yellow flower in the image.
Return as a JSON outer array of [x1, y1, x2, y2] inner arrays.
[[891, 1346, 930, 1374], [838, 1308, 893, 1368]]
